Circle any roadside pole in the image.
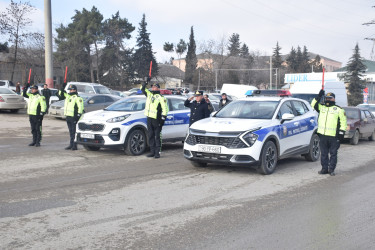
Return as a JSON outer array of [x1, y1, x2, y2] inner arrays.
[[44, 0, 54, 88]]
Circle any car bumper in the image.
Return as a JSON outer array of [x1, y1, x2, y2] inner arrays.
[[48, 108, 65, 119], [344, 130, 355, 139], [183, 142, 262, 165], [0, 103, 26, 109]]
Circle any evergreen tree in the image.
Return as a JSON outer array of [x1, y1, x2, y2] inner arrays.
[[286, 47, 298, 73], [227, 33, 241, 56], [311, 55, 323, 72], [296, 46, 303, 72], [185, 26, 197, 84], [0, 42, 9, 53], [133, 14, 158, 80], [101, 12, 135, 87], [301, 46, 310, 72], [344, 43, 367, 106], [272, 41, 283, 69], [240, 43, 250, 58]]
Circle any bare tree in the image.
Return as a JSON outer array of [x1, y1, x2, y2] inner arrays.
[[0, 1, 36, 81]]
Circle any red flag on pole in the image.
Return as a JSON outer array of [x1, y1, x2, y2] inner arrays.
[[64, 66, 68, 83], [28, 68, 32, 84]]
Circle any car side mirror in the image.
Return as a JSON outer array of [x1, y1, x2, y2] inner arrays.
[[281, 113, 294, 124], [88, 100, 94, 104]]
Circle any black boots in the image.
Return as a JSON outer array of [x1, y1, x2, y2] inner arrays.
[[28, 142, 36, 146], [318, 169, 328, 174], [65, 145, 72, 150]]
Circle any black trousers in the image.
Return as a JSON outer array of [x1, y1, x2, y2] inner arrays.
[[29, 115, 42, 143], [147, 117, 162, 154], [66, 116, 77, 147], [319, 134, 340, 171]]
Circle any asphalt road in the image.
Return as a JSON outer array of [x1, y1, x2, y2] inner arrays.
[[1, 110, 375, 249]]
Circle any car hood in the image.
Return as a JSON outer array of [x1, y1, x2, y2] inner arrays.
[[190, 117, 270, 133], [346, 118, 360, 125], [81, 110, 134, 122]]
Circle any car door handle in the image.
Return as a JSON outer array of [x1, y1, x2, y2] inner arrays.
[[294, 122, 299, 126], [167, 115, 173, 119]]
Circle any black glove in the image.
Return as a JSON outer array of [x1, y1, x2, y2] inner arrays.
[[160, 116, 166, 126], [338, 130, 345, 141], [317, 89, 325, 99]]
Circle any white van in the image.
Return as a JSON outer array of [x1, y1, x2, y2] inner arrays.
[[220, 83, 258, 99], [65, 82, 111, 95], [290, 81, 348, 107]]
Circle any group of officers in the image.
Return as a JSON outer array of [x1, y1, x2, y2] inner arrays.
[[23, 83, 83, 150], [23, 80, 347, 175]]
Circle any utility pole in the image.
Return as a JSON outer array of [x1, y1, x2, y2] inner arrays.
[[270, 56, 272, 89], [44, 0, 54, 88]]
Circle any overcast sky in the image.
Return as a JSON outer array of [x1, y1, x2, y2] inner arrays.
[[1, 0, 374, 66]]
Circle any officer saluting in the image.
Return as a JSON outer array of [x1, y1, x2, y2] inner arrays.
[[23, 84, 47, 147], [184, 90, 210, 126], [141, 82, 169, 158], [57, 84, 84, 150], [311, 90, 347, 176]]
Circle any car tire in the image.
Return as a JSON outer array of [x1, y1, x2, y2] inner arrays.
[[258, 140, 278, 175], [304, 133, 320, 162], [350, 130, 359, 145], [83, 145, 101, 151], [190, 161, 207, 168], [124, 129, 146, 156], [368, 130, 375, 141]]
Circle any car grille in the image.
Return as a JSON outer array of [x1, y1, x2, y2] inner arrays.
[[185, 134, 248, 148], [78, 123, 105, 132]]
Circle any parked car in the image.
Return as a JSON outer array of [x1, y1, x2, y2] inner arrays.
[[357, 103, 375, 116], [184, 96, 320, 175], [123, 88, 140, 96], [65, 82, 111, 95], [0, 80, 16, 92], [343, 107, 375, 145], [0, 87, 26, 112], [48, 94, 121, 119], [110, 89, 126, 98], [76, 95, 190, 155]]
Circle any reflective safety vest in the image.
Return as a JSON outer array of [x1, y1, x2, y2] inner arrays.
[[142, 87, 168, 119], [58, 91, 84, 117], [311, 98, 347, 137], [26, 93, 46, 115]]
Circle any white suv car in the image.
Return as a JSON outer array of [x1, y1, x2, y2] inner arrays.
[[76, 95, 190, 155], [65, 82, 111, 95], [183, 96, 320, 174]]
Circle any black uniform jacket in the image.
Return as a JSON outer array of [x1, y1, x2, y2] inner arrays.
[[184, 98, 210, 126]]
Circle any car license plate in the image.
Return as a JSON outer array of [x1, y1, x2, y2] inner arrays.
[[80, 133, 95, 139], [198, 145, 221, 153]]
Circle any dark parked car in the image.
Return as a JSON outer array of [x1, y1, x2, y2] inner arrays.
[[343, 107, 375, 145]]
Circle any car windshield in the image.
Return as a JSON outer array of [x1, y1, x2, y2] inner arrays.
[[0, 88, 15, 94], [344, 109, 360, 119], [93, 86, 111, 94], [358, 104, 375, 112], [79, 94, 91, 101], [215, 100, 279, 119], [105, 98, 146, 111]]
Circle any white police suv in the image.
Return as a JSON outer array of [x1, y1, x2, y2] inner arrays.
[[76, 95, 190, 155], [183, 96, 320, 174]]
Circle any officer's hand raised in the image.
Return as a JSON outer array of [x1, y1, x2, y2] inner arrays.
[[318, 89, 325, 98]]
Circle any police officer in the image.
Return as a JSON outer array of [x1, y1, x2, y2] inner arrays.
[[41, 83, 52, 113], [184, 90, 210, 126], [23, 84, 47, 147], [141, 82, 169, 158], [57, 84, 84, 150], [311, 90, 347, 176]]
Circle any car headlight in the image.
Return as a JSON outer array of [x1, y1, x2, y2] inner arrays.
[[240, 128, 260, 147], [106, 114, 130, 123]]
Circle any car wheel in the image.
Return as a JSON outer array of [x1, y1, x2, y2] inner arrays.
[[350, 130, 359, 145], [190, 161, 207, 168], [305, 133, 320, 162], [124, 129, 146, 155], [258, 141, 278, 175], [83, 145, 101, 151], [369, 130, 375, 141]]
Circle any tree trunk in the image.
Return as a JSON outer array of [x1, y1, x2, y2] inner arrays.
[[94, 41, 100, 84], [10, 36, 19, 82]]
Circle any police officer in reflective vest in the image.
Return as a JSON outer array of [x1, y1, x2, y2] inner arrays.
[[184, 90, 210, 126], [141, 82, 168, 158], [23, 84, 47, 147], [311, 90, 347, 176], [57, 84, 84, 150]]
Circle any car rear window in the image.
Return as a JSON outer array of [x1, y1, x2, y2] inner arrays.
[[0, 87, 15, 94]]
